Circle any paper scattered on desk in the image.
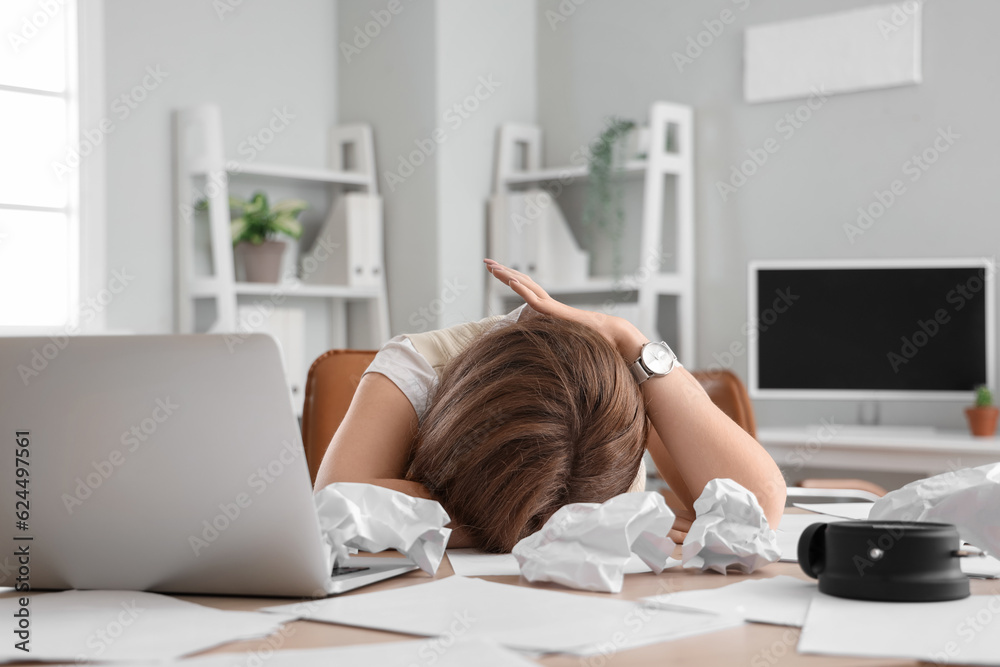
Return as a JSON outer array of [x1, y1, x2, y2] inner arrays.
[[512, 491, 676, 593], [448, 549, 679, 578], [792, 501, 873, 520], [799, 591, 1000, 665], [162, 638, 539, 667], [682, 479, 780, 574], [314, 482, 451, 574], [261, 575, 743, 656], [644, 575, 816, 627], [0, 589, 293, 663], [869, 462, 1000, 562]]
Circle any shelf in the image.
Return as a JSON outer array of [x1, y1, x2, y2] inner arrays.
[[191, 279, 380, 300], [496, 274, 685, 297], [190, 162, 373, 186], [502, 159, 648, 186]]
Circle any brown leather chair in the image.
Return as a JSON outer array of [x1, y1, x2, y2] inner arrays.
[[301, 352, 759, 484]]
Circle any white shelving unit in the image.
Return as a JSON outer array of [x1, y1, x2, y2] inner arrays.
[[173, 105, 390, 411], [488, 102, 695, 361]]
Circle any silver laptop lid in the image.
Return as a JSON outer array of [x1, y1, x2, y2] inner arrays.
[[0, 334, 331, 597]]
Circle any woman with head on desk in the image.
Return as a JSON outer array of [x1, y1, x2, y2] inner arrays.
[[314, 259, 786, 552]]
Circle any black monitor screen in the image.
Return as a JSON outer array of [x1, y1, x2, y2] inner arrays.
[[755, 266, 989, 392]]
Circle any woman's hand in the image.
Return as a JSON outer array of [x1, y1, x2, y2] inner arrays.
[[484, 259, 647, 362]]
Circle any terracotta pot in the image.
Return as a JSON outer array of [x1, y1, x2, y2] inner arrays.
[[965, 406, 1000, 437], [235, 240, 285, 283]]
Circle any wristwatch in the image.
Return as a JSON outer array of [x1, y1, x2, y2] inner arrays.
[[630, 341, 677, 385]]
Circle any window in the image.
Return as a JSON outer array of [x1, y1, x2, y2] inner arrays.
[[0, 0, 78, 330]]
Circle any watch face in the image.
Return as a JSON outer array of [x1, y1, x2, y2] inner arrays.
[[642, 342, 676, 375]]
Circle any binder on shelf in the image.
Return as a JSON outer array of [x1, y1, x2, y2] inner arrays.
[[488, 188, 589, 288], [301, 192, 383, 287]]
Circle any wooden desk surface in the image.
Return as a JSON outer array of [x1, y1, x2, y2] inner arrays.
[[177, 551, 998, 667], [8, 512, 999, 666]]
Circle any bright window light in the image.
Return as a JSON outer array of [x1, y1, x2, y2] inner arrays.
[[0, 0, 77, 330]]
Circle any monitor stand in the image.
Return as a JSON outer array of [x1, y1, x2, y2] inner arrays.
[[857, 400, 880, 426]]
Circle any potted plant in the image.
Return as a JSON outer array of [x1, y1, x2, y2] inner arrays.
[[583, 117, 637, 279], [196, 192, 307, 283], [965, 385, 999, 437]]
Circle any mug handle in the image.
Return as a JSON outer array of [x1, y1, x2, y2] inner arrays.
[[798, 522, 828, 579]]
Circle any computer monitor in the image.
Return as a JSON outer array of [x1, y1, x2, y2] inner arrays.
[[748, 259, 996, 401]]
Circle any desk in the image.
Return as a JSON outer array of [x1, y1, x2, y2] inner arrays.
[[758, 425, 1000, 476], [6, 514, 998, 666]]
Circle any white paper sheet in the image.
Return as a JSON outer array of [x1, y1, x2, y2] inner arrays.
[[448, 549, 680, 578], [799, 591, 1000, 665], [792, 502, 873, 520], [0, 589, 293, 663], [643, 575, 816, 627], [261, 575, 743, 656], [163, 638, 538, 667]]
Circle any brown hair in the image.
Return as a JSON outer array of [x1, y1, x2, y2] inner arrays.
[[406, 316, 647, 553]]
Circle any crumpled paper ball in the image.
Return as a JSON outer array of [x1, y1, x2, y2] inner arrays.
[[314, 482, 452, 574], [512, 491, 676, 593], [869, 462, 1000, 559], [682, 478, 780, 574]]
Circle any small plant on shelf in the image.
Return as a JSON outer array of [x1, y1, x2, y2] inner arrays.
[[195, 191, 307, 283], [583, 117, 636, 279], [965, 385, 999, 437]]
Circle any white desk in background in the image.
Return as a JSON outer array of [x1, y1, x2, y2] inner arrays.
[[758, 425, 1000, 476]]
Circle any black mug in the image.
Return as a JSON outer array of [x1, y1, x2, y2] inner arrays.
[[798, 520, 970, 602]]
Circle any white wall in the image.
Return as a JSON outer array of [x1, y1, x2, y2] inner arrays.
[[536, 0, 1000, 436], [336, 0, 440, 338], [435, 0, 536, 329], [103, 0, 337, 333]]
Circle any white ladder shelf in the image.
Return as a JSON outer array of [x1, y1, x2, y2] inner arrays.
[[173, 104, 390, 348], [488, 101, 695, 361]]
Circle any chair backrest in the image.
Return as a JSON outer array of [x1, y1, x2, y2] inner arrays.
[[302, 351, 757, 483], [301, 349, 378, 483]]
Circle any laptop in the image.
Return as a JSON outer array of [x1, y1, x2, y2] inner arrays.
[[0, 334, 417, 597]]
